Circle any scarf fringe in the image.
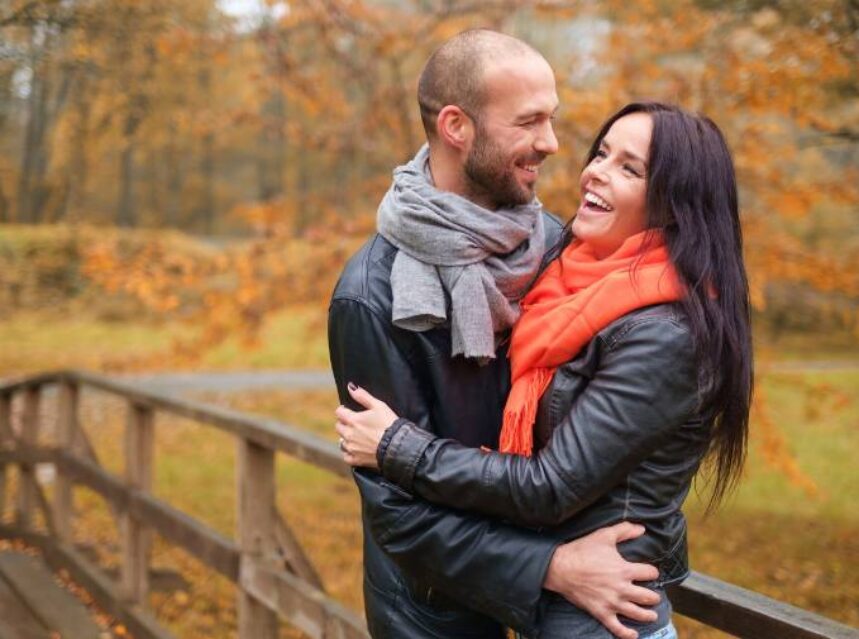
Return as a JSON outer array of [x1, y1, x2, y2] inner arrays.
[[499, 368, 553, 456]]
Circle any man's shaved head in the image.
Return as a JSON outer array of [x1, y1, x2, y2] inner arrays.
[[418, 29, 544, 139]]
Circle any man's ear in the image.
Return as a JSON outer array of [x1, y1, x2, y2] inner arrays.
[[436, 105, 474, 151]]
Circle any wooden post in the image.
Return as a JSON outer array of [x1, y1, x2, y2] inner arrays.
[[16, 387, 41, 529], [120, 401, 154, 604], [53, 381, 79, 542], [0, 393, 12, 524], [237, 438, 278, 638]]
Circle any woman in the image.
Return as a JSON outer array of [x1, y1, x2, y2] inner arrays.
[[335, 102, 753, 638]]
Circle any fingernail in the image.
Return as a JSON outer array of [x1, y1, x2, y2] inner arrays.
[[347, 382, 358, 391]]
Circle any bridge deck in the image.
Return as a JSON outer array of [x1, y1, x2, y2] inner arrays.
[[0, 551, 104, 639]]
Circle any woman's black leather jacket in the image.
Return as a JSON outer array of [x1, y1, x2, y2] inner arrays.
[[379, 303, 713, 589]]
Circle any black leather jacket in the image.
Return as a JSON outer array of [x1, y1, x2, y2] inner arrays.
[[380, 303, 712, 596], [328, 214, 565, 635]]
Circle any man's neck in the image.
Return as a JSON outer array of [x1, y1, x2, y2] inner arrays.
[[427, 147, 497, 211]]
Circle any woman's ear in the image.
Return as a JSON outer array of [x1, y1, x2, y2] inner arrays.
[[436, 105, 474, 151]]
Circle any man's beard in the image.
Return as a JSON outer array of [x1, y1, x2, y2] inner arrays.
[[463, 125, 536, 209]]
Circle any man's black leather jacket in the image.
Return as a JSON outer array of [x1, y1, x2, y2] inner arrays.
[[328, 214, 565, 635], [379, 303, 713, 593]]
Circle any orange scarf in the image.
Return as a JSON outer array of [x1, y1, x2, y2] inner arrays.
[[499, 231, 684, 456]]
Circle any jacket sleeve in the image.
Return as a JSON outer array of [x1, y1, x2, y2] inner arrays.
[[381, 317, 701, 528], [328, 297, 559, 633]]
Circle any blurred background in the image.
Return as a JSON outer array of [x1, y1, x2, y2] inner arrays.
[[0, 1, 856, 637]]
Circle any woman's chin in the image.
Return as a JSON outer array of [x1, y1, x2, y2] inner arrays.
[[571, 216, 603, 243]]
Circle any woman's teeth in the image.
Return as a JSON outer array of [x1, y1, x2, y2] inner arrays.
[[584, 192, 613, 211]]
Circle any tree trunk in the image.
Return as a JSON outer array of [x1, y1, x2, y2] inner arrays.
[[255, 24, 286, 205], [0, 181, 8, 223], [117, 137, 136, 227], [165, 130, 182, 228], [200, 130, 215, 234], [17, 48, 49, 224], [196, 65, 216, 233]]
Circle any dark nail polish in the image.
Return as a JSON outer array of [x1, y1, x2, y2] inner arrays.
[[348, 381, 358, 391]]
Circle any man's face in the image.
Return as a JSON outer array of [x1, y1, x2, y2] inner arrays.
[[462, 55, 559, 209]]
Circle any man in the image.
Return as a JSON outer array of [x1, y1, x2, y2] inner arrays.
[[329, 29, 659, 639]]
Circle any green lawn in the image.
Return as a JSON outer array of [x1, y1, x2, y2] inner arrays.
[[0, 306, 330, 376]]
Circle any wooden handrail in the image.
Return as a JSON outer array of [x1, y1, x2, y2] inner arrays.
[[0, 370, 856, 639], [2, 371, 348, 478], [0, 370, 364, 639]]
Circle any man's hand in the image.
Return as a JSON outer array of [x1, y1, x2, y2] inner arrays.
[[543, 522, 661, 639]]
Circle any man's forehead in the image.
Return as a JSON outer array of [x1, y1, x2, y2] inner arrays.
[[480, 56, 558, 115]]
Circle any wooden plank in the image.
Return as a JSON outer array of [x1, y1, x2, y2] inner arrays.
[[0, 394, 13, 524], [131, 487, 240, 580], [0, 394, 12, 441], [237, 439, 278, 639], [1, 371, 349, 479], [670, 572, 859, 639], [68, 370, 351, 478], [16, 388, 40, 529], [55, 451, 240, 580], [0, 447, 54, 466], [56, 450, 130, 508], [0, 374, 57, 396], [0, 551, 102, 638], [241, 556, 369, 639], [275, 510, 324, 590], [53, 381, 78, 542], [0, 526, 176, 639], [30, 480, 57, 537], [40, 542, 175, 639], [120, 402, 154, 604], [0, 570, 51, 639]]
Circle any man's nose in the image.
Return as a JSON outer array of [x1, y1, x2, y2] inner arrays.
[[535, 121, 559, 155]]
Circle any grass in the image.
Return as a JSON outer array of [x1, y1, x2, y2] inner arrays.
[[3, 306, 856, 379], [695, 370, 858, 521], [675, 370, 858, 636], [0, 306, 330, 376], [3, 371, 848, 638], [1, 307, 856, 637]]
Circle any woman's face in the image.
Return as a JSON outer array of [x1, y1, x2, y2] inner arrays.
[[572, 112, 652, 259]]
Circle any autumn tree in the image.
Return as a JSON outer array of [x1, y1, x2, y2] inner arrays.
[[2, 0, 856, 365]]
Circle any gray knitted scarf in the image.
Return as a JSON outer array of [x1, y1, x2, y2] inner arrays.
[[377, 144, 545, 362]]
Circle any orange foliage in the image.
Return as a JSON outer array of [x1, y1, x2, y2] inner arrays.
[[5, 0, 857, 491]]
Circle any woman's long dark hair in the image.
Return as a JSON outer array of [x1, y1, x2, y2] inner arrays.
[[572, 102, 753, 506]]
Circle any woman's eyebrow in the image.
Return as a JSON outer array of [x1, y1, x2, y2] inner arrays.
[[602, 139, 646, 165], [621, 149, 647, 165]]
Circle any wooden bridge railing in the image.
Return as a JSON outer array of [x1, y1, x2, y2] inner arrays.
[[0, 370, 856, 639], [0, 370, 366, 639]]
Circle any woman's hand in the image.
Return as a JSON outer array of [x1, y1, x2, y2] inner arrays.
[[335, 383, 399, 469]]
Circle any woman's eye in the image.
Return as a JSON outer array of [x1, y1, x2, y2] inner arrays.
[[623, 164, 641, 177], [595, 149, 607, 159]]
